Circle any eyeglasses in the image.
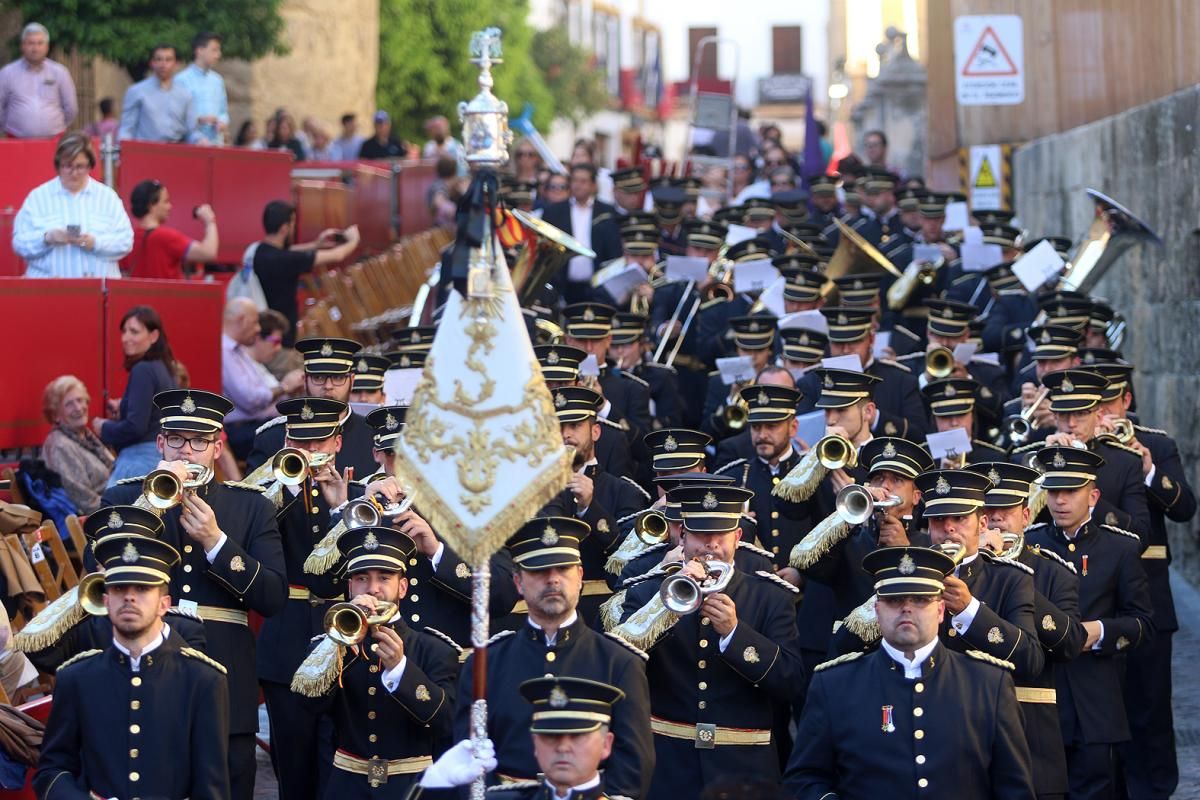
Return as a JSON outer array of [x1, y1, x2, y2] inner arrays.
[[517, 151, 538, 158], [59, 162, 91, 173], [164, 434, 216, 451], [545, 183, 569, 192], [308, 373, 350, 386]]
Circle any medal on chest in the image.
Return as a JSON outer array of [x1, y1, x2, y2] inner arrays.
[[881, 704, 895, 733]]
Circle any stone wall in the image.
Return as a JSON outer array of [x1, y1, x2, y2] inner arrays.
[[1014, 85, 1200, 585]]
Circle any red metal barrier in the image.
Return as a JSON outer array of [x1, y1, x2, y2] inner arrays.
[[0, 278, 222, 451], [397, 161, 435, 237]]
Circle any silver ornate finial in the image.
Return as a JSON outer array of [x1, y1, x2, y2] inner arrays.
[[458, 27, 512, 169]]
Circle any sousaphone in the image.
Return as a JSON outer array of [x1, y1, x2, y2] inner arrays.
[[825, 218, 902, 284], [1061, 189, 1161, 293], [509, 209, 596, 305]]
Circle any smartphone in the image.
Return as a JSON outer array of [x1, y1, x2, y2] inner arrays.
[[66, 224, 81, 237], [331, 231, 348, 244]]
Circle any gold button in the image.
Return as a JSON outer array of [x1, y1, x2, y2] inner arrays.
[[183, 584, 191, 593], [411, 614, 420, 623], [918, 778, 928, 788], [914, 683, 924, 693], [914, 729, 925, 740], [409, 558, 418, 566], [369, 734, 377, 743], [184, 545, 193, 554], [699, 639, 709, 648], [311, 488, 320, 498], [183, 564, 193, 573], [546, 652, 557, 662], [409, 578, 418, 586], [130, 772, 140, 782], [369, 666, 379, 673], [368, 687, 376, 696], [130, 749, 139, 758], [772, 477, 780, 486], [772, 546, 780, 554], [1068, 543, 1076, 552], [699, 681, 707, 690], [130, 700, 140, 710], [698, 701, 707, 709], [131, 677, 142, 687], [698, 660, 707, 669], [771, 511, 779, 520], [913, 707, 923, 717], [130, 724, 141, 734], [916, 755, 925, 764], [947, 628, 956, 637], [368, 711, 376, 720], [700, 617, 711, 626], [410, 594, 419, 603]]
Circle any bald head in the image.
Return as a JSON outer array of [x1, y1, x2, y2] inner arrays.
[[756, 365, 796, 388], [224, 298, 261, 346]]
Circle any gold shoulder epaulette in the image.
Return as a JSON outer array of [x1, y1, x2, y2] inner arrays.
[[965, 649, 1015, 671], [255, 415, 286, 436], [116, 476, 144, 486], [876, 358, 911, 373], [987, 554, 1034, 575], [1100, 523, 1140, 543], [973, 439, 1007, 453], [713, 458, 746, 476], [1033, 546, 1076, 574], [620, 475, 652, 502], [1011, 440, 1044, 454], [487, 782, 540, 793], [486, 630, 516, 646], [1101, 439, 1145, 458], [814, 650, 864, 672], [598, 416, 625, 430], [755, 569, 800, 594], [604, 631, 649, 661], [181, 646, 228, 674], [223, 481, 266, 493], [737, 540, 773, 559], [1132, 423, 1167, 436], [422, 627, 464, 656], [56, 649, 102, 672]]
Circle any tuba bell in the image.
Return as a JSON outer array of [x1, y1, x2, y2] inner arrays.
[[510, 209, 596, 306], [925, 347, 956, 380], [78, 572, 108, 616], [815, 434, 858, 470], [659, 559, 735, 615], [635, 510, 669, 545], [323, 601, 398, 647], [826, 218, 903, 282], [1060, 189, 1161, 294]]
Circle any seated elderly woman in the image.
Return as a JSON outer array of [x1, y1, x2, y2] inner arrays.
[[40, 375, 114, 514]]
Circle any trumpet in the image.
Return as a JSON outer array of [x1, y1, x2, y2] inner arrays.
[[659, 558, 735, 615], [1104, 417, 1136, 445], [635, 510, 669, 545], [78, 572, 108, 616], [885, 257, 943, 310], [323, 601, 398, 647], [935, 541, 968, 567], [141, 463, 214, 511], [998, 530, 1024, 560], [272, 448, 334, 486], [834, 485, 902, 526], [925, 346, 956, 380], [815, 434, 858, 470], [722, 396, 750, 431], [1005, 386, 1051, 446]]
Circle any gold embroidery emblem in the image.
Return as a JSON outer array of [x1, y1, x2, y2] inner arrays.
[[898, 554, 916, 575], [882, 442, 897, 458], [852, 278, 864, 290], [1041, 614, 1057, 632], [554, 392, 567, 409], [1052, 452, 1067, 469], [385, 413, 399, 431], [230, 556, 246, 572], [743, 646, 760, 664], [1105, 512, 1117, 526], [824, 373, 835, 389], [455, 562, 471, 579], [357, 358, 369, 373], [549, 686, 569, 708], [546, 349, 560, 366], [399, 355, 411, 368], [944, 383, 957, 397], [410, 331, 421, 344], [363, 532, 380, 551], [663, 435, 678, 452], [935, 476, 951, 496], [107, 511, 124, 530], [1040, 330, 1052, 344], [301, 404, 315, 421], [320, 342, 334, 357], [987, 468, 1002, 485], [756, 390, 769, 407], [698, 728, 715, 743], [702, 491, 719, 510], [836, 312, 848, 326], [180, 394, 197, 414], [597, 519, 609, 534], [987, 626, 1004, 644], [981, 387, 992, 398], [1163, 476, 1174, 490], [1083, 352, 1095, 364], [415, 684, 432, 702], [541, 525, 559, 546], [582, 307, 596, 322], [122, 541, 139, 563], [1055, 304, 1067, 318], [1061, 377, 1075, 393], [797, 333, 809, 346], [1116, 636, 1131, 651]]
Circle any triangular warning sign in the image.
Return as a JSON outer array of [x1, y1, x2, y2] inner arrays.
[[975, 156, 997, 188], [962, 26, 1019, 77]]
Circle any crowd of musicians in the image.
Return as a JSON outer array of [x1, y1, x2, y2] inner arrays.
[[18, 163, 1194, 800]]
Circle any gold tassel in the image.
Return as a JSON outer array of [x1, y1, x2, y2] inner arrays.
[[789, 512, 851, 569], [1027, 482, 1047, 519], [304, 519, 346, 575], [11, 585, 84, 653], [605, 530, 648, 576], [841, 595, 881, 643], [614, 593, 679, 651], [598, 589, 627, 632], [772, 448, 828, 503], [290, 636, 345, 697]]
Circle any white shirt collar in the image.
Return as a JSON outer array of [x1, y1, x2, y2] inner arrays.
[[954, 551, 978, 576], [570, 196, 594, 210], [527, 611, 578, 646], [880, 635, 938, 679], [546, 773, 601, 798], [760, 445, 795, 472], [113, 622, 171, 672]]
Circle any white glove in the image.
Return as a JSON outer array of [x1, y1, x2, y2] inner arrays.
[[419, 737, 497, 788]]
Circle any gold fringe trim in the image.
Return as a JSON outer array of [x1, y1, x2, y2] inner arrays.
[[772, 448, 828, 503], [598, 589, 627, 632], [303, 520, 346, 575], [841, 594, 881, 643], [12, 585, 84, 653], [614, 593, 679, 651], [605, 529, 649, 576], [1027, 482, 1047, 518], [290, 636, 345, 697], [789, 512, 851, 569]]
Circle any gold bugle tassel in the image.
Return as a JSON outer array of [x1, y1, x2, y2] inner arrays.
[[290, 636, 345, 697], [789, 512, 852, 570]]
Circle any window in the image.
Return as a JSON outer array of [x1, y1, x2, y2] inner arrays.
[[772, 25, 803, 74], [689, 26, 718, 80], [593, 4, 621, 96]]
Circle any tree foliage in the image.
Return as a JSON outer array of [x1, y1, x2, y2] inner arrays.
[[377, 0, 554, 143], [12, 0, 288, 78], [530, 26, 609, 125]]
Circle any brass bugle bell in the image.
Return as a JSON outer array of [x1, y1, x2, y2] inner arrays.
[[834, 485, 902, 526], [324, 601, 398, 647], [143, 469, 182, 511], [722, 397, 749, 431], [925, 346, 955, 380], [272, 448, 333, 486], [1109, 418, 1135, 445], [815, 434, 858, 470], [659, 558, 735, 615], [78, 572, 108, 616], [635, 510, 669, 545], [344, 498, 382, 529], [935, 541, 968, 567], [1005, 385, 1050, 446]]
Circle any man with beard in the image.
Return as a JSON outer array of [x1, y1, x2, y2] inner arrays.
[[35, 528, 230, 800], [454, 517, 654, 798]]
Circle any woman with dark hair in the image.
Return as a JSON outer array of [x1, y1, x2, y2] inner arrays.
[[122, 179, 220, 279], [92, 305, 178, 484], [268, 112, 306, 161]]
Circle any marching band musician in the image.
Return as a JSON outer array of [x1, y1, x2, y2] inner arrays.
[[590, 217, 659, 311], [455, 517, 654, 799], [920, 377, 1009, 466], [35, 521, 231, 800], [100, 389, 286, 800], [616, 485, 801, 798], [650, 184, 688, 257], [712, 366, 799, 469], [701, 315, 779, 439], [349, 353, 391, 406], [806, 174, 842, 228], [609, 311, 683, 431], [1000, 323, 1082, 443], [296, 525, 459, 798], [562, 302, 653, 445]]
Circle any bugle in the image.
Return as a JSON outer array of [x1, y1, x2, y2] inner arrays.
[[140, 463, 213, 511], [323, 601, 399, 647], [815, 434, 858, 470], [272, 448, 333, 486], [659, 558, 735, 615], [834, 485, 902, 526], [78, 572, 108, 616], [935, 541, 968, 567], [721, 396, 750, 432], [1005, 386, 1050, 446], [925, 347, 956, 380], [635, 510, 669, 545]]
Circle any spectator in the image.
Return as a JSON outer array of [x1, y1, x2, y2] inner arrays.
[[174, 31, 228, 146], [253, 309, 302, 380], [358, 110, 406, 159], [122, 179, 219, 279], [268, 111, 305, 161], [307, 121, 336, 161], [733, 149, 773, 204], [118, 44, 198, 143], [0, 22, 77, 139], [330, 113, 364, 160], [94, 305, 179, 484], [421, 114, 463, 161], [253, 200, 360, 345], [234, 119, 261, 148], [541, 162, 622, 301], [768, 165, 797, 192], [862, 129, 904, 177], [12, 133, 133, 278], [426, 156, 460, 229], [534, 173, 569, 217], [729, 153, 755, 201], [83, 97, 119, 140], [0, 603, 38, 702], [40, 375, 114, 514], [511, 137, 542, 182], [222, 297, 304, 458]]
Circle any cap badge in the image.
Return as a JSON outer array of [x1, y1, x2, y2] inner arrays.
[[701, 491, 720, 510], [410, 331, 421, 344], [300, 404, 315, 421], [107, 511, 124, 530], [797, 333, 809, 346], [320, 342, 334, 357], [756, 390, 770, 407], [935, 476, 951, 496], [1061, 377, 1075, 393], [882, 442, 897, 459], [546, 349, 560, 365], [121, 541, 139, 564], [898, 553, 916, 575], [1055, 304, 1067, 317], [1040, 330, 1052, 344], [357, 358, 369, 373], [582, 307, 596, 322], [1083, 352, 1095, 364], [385, 413, 399, 431], [824, 373, 835, 389], [363, 532, 380, 551], [748, 320, 761, 333], [663, 435, 678, 452], [987, 468, 1002, 485], [944, 384, 957, 397], [852, 278, 864, 290], [541, 525, 559, 546], [836, 312, 848, 326], [1053, 452, 1067, 469], [400, 355, 411, 368], [549, 686, 569, 709], [180, 394, 197, 414], [554, 392, 567, 409]]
